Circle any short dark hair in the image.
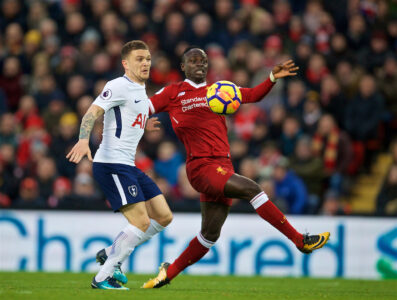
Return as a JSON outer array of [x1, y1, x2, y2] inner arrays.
[[181, 45, 204, 62], [121, 40, 149, 59]]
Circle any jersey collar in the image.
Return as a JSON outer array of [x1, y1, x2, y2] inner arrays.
[[123, 74, 145, 87], [184, 79, 207, 89]]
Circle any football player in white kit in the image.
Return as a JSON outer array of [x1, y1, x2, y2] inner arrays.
[[67, 40, 172, 290]]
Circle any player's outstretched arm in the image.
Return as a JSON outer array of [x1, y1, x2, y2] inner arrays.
[[240, 59, 299, 104], [272, 59, 299, 79], [66, 104, 104, 164]]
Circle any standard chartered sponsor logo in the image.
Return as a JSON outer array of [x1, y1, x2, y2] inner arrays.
[[182, 102, 208, 112], [181, 97, 206, 105], [181, 97, 208, 112]]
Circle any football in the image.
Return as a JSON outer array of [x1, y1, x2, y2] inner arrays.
[[206, 81, 242, 115]]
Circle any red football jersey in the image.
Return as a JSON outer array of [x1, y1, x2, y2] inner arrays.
[[149, 78, 275, 160]]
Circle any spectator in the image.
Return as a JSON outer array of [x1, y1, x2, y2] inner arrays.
[[361, 31, 392, 72], [0, 56, 23, 111], [268, 104, 286, 140], [0, 144, 21, 201], [377, 56, 397, 145], [33, 74, 65, 111], [161, 12, 187, 59], [284, 79, 306, 117], [313, 114, 352, 193], [154, 141, 183, 186], [0, 0, 25, 32], [233, 103, 266, 141], [320, 74, 345, 128], [376, 164, 397, 216], [14, 95, 39, 129], [189, 13, 215, 48], [55, 46, 80, 91], [293, 39, 313, 78], [346, 14, 368, 51], [76, 95, 93, 120], [48, 176, 72, 208], [273, 156, 308, 214], [313, 114, 352, 175], [66, 75, 88, 109], [289, 135, 324, 212], [42, 99, 69, 136], [344, 75, 384, 170], [36, 156, 58, 202], [327, 33, 354, 71], [280, 115, 302, 156], [17, 115, 51, 170], [59, 173, 106, 210], [302, 90, 322, 135], [151, 54, 182, 86], [172, 164, 200, 211], [321, 189, 346, 216], [0, 113, 18, 148], [305, 53, 329, 90], [335, 60, 363, 100], [12, 177, 46, 209], [49, 112, 79, 177], [238, 157, 258, 181], [78, 28, 101, 75], [257, 141, 282, 177], [229, 139, 249, 172], [247, 122, 271, 157]]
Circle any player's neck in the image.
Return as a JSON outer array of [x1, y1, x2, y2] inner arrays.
[[185, 78, 206, 88], [124, 73, 145, 86]]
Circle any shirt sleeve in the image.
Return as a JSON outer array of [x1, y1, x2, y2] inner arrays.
[[149, 86, 172, 114], [92, 80, 127, 112], [239, 77, 275, 104]]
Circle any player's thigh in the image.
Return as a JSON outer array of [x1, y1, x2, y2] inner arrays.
[[200, 201, 230, 242], [135, 168, 172, 226], [145, 194, 173, 227], [120, 201, 151, 232], [224, 173, 262, 201]]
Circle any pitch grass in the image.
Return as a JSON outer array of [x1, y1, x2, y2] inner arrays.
[[0, 272, 396, 300]]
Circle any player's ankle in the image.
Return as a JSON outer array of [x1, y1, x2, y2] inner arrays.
[[294, 233, 304, 248]]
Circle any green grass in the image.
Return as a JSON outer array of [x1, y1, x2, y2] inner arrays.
[[0, 272, 396, 300]]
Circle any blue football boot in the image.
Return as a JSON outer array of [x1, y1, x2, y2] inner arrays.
[[96, 249, 128, 284], [91, 276, 129, 290]]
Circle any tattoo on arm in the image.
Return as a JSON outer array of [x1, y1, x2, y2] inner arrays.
[[79, 107, 104, 139]]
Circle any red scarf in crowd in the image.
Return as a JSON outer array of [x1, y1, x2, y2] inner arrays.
[[312, 128, 339, 172]]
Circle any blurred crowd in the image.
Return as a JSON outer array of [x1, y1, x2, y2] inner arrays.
[[0, 0, 396, 215]]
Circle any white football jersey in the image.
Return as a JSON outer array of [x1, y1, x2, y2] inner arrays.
[[93, 75, 151, 166]]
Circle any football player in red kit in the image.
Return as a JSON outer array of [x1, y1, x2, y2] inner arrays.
[[143, 47, 330, 288]]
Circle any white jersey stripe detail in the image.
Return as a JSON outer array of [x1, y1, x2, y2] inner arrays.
[[184, 78, 207, 89], [148, 99, 155, 114], [112, 174, 127, 206]]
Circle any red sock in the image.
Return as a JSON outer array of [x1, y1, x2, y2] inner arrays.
[[167, 235, 211, 280], [251, 192, 303, 248]]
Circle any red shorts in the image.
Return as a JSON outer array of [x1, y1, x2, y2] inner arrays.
[[186, 157, 235, 206]]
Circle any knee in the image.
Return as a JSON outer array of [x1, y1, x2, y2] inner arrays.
[[242, 181, 263, 201], [157, 212, 173, 227], [201, 228, 221, 243], [133, 217, 151, 232]]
